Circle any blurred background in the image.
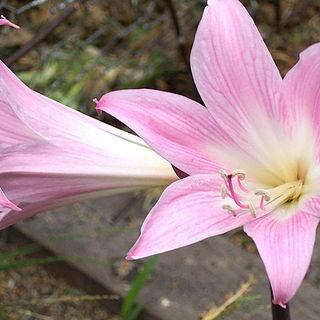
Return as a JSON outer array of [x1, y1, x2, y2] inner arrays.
[[0, 0, 319, 319]]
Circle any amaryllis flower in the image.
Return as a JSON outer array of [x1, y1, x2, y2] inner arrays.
[[0, 60, 177, 229], [95, 0, 320, 306]]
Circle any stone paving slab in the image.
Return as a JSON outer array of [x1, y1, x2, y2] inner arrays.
[[16, 192, 320, 320]]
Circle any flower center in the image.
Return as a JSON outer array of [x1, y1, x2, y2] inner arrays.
[[220, 169, 303, 218]]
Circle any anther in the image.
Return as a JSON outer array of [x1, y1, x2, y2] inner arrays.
[[222, 204, 237, 217], [255, 189, 271, 201], [221, 184, 227, 199], [220, 169, 228, 181], [231, 169, 246, 180], [237, 176, 250, 193]]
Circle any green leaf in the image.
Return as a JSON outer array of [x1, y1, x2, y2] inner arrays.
[[0, 243, 40, 262], [126, 304, 143, 320], [121, 255, 158, 319]]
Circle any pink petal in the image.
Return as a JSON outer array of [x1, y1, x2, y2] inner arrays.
[[96, 89, 241, 175], [0, 187, 21, 211], [279, 43, 320, 161], [0, 15, 20, 29], [0, 60, 176, 179], [0, 141, 177, 229], [0, 61, 145, 151], [0, 99, 42, 147], [244, 211, 319, 305], [190, 0, 282, 146], [0, 62, 178, 228], [127, 174, 254, 259]]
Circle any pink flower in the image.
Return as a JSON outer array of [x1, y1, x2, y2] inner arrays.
[[95, 0, 320, 306], [0, 60, 177, 229]]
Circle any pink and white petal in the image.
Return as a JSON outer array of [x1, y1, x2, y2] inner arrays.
[[0, 15, 20, 29], [127, 174, 254, 259], [0, 61, 146, 151], [244, 211, 319, 305], [191, 0, 282, 146], [96, 89, 240, 175], [302, 197, 320, 218], [0, 142, 177, 229], [279, 43, 320, 162]]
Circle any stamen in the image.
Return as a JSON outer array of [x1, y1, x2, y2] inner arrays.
[[248, 203, 256, 217], [231, 169, 246, 180], [220, 168, 304, 220], [237, 176, 250, 193], [259, 195, 266, 210], [254, 189, 271, 201], [222, 204, 237, 217], [221, 184, 231, 199], [220, 169, 228, 181], [226, 175, 249, 209]]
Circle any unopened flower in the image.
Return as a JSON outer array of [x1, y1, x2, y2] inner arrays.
[[95, 0, 320, 306]]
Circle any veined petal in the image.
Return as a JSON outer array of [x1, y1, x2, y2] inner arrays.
[[0, 61, 178, 228], [96, 89, 241, 175], [0, 99, 42, 147], [279, 43, 320, 162], [0, 142, 177, 229], [0, 61, 146, 151], [0, 60, 176, 173], [244, 211, 319, 305], [127, 174, 254, 259], [191, 0, 282, 147]]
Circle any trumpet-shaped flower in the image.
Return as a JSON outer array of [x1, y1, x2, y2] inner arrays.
[[95, 0, 320, 306], [0, 60, 177, 229]]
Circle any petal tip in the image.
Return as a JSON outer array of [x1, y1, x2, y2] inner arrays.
[[0, 15, 20, 29], [125, 253, 135, 261], [126, 244, 144, 260], [1, 201, 22, 212], [93, 98, 102, 116]]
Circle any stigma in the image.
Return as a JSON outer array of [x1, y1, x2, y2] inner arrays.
[[220, 169, 303, 218]]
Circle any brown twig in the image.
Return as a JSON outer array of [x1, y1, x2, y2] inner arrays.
[[163, 0, 204, 103], [280, 0, 315, 27], [163, 0, 188, 69], [274, 0, 281, 31], [5, 0, 89, 67], [265, 0, 315, 38], [200, 275, 256, 320]]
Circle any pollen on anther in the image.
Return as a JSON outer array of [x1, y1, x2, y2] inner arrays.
[[231, 169, 246, 180], [255, 189, 271, 201], [220, 169, 228, 180], [221, 184, 227, 199], [222, 204, 237, 217]]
